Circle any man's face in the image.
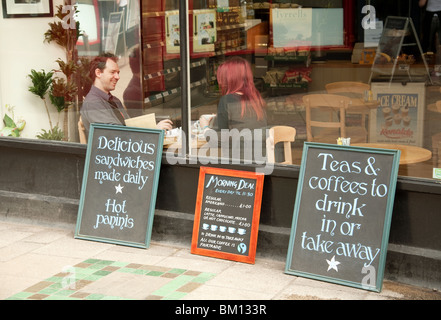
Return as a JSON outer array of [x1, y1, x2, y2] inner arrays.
[[95, 58, 120, 93]]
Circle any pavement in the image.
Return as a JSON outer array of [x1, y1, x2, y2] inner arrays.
[[1, 219, 440, 306]]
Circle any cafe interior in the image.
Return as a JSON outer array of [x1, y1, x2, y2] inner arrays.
[[147, 0, 433, 178], [2, 0, 441, 181], [112, 0, 440, 181]]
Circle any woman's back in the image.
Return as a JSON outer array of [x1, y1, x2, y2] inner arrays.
[[215, 93, 267, 131]]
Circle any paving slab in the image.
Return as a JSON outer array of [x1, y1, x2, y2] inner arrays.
[[1, 220, 440, 303]]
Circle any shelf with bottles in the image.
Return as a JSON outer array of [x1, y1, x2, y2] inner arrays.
[[261, 44, 312, 90], [264, 81, 309, 89], [264, 54, 311, 64], [252, 0, 301, 10], [266, 46, 311, 65], [262, 65, 311, 89]]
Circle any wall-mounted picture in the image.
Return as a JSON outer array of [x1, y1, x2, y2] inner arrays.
[[165, 10, 180, 54], [193, 9, 216, 53], [2, 0, 53, 18]]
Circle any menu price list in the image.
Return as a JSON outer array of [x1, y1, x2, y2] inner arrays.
[[191, 168, 264, 264], [197, 175, 255, 256]]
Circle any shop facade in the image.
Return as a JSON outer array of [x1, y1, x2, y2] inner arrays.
[[1, 0, 441, 290]]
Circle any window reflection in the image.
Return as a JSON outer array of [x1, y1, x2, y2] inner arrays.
[[70, 0, 441, 181], [75, 0, 144, 130]]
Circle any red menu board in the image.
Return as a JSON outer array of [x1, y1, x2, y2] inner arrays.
[[191, 167, 264, 264]]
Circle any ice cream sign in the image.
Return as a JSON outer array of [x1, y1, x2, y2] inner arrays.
[[370, 82, 425, 146]]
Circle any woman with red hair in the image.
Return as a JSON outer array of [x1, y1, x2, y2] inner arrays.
[[199, 57, 267, 162], [200, 57, 267, 131]]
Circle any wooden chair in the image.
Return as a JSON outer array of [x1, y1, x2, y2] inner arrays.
[[325, 81, 370, 131], [429, 99, 441, 167], [78, 117, 87, 144], [266, 126, 296, 164], [432, 131, 441, 167], [303, 94, 367, 144]]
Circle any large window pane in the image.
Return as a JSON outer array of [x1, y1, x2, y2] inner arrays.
[[75, 0, 144, 139], [135, 0, 440, 181]]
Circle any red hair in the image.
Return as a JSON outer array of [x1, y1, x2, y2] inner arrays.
[[217, 57, 266, 120]]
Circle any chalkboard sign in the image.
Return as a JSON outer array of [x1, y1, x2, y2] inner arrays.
[[285, 142, 400, 292], [75, 123, 164, 248], [369, 16, 430, 83], [191, 167, 264, 264], [384, 16, 407, 30]]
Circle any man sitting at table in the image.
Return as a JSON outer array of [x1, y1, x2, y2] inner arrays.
[[80, 53, 173, 135]]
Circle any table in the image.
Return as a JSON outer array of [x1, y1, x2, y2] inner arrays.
[[348, 98, 380, 110], [352, 143, 432, 165], [427, 100, 441, 167], [163, 137, 207, 150]]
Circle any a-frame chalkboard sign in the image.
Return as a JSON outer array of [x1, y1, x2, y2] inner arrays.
[[104, 11, 127, 57], [369, 16, 431, 84], [75, 123, 164, 248], [285, 142, 400, 292], [191, 167, 264, 264]]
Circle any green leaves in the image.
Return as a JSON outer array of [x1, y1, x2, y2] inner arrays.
[[28, 69, 54, 99], [3, 113, 16, 128], [36, 126, 64, 141], [1, 113, 24, 137], [33, 4, 84, 141]]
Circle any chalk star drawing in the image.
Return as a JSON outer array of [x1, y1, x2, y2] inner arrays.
[[115, 184, 124, 194], [326, 256, 341, 272]]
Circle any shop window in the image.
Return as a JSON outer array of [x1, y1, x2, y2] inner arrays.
[[2, 0, 437, 181], [135, 0, 441, 180], [0, 1, 142, 142]]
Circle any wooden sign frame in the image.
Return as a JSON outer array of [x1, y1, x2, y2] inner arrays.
[[191, 167, 264, 264], [75, 123, 164, 248], [285, 142, 400, 292]]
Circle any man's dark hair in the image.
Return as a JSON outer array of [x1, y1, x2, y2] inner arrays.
[[89, 52, 118, 83]]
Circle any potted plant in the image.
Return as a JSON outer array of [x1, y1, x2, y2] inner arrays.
[[29, 69, 61, 140], [41, 4, 91, 141]]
